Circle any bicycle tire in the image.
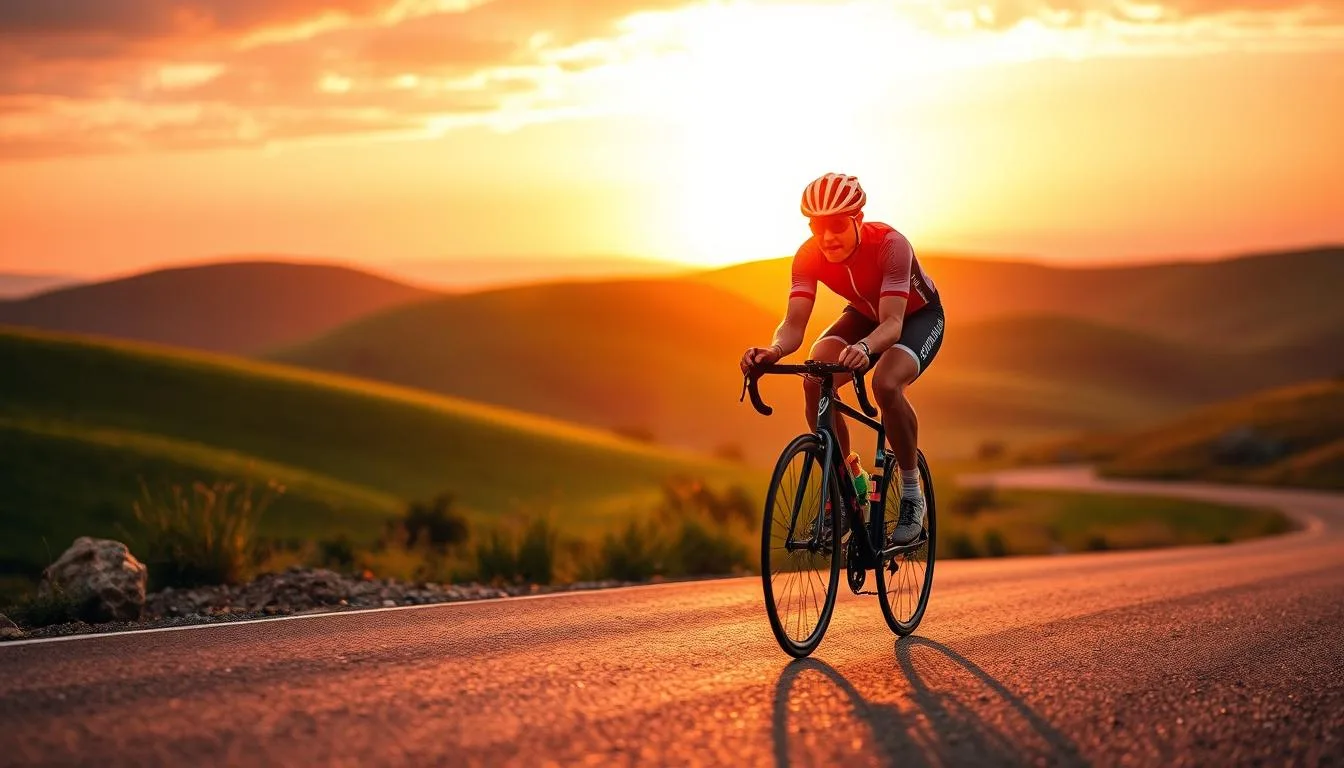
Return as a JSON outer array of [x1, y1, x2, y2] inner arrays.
[[876, 449, 937, 637], [761, 433, 842, 658]]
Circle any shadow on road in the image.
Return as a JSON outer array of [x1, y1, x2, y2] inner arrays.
[[771, 637, 1084, 767]]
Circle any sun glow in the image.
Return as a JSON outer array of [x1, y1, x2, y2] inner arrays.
[[549, 1, 1019, 265]]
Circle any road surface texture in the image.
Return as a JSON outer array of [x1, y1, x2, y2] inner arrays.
[[2, 467, 1341, 767]]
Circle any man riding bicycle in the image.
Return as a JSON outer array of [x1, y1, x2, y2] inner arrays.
[[739, 172, 945, 546]]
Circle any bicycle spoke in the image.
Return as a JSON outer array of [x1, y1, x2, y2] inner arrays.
[[876, 456, 936, 637], [762, 436, 839, 654]]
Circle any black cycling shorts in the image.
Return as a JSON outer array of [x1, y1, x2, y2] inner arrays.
[[816, 300, 946, 380]]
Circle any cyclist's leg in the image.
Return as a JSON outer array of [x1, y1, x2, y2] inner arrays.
[[871, 302, 944, 542], [871, 301, 945, 470], [802, 306, 875, 459]]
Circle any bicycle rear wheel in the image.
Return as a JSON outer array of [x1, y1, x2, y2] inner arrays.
[[761, 433, 841, 658], [876, 449, 937, 636]]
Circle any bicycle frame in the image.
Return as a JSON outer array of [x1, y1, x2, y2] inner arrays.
[[744, 362, 928, 571]]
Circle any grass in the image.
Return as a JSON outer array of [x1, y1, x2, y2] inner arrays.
[[129, 478, 283, 589], [0, 420, 401, 581], [1018, 379, 1344, 490], [4, 581, 101, 628], [0, 326, 761, 583], [935, 485, 1292, 558]]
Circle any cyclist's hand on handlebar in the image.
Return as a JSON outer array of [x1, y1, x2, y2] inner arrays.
[[741, 345, 782, 374], [838, 343, 871, 371]]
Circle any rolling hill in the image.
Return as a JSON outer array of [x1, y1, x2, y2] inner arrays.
[[271, 279, 803, 463], [380, 255, 694, 291], [1017, 378, 1344, 490], [695, 245, 1344, 358], [13, 245, 1338, 467], [0, 327, 757, 580], [0, 272, 82, 299], [0, 260, 436, 355], [270, 275, 1316, 464]]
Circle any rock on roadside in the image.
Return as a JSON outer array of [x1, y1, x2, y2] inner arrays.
[[41, 537, 148, 622], [0, 613, 22, 640]]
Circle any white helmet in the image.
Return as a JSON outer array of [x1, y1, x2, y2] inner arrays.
[[800, 173, 866, 217]]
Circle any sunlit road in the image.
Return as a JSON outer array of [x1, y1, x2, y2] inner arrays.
[[2, 467, 1342, 767]]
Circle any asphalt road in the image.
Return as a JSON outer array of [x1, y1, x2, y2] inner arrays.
[[2, 467, 1342, 767]]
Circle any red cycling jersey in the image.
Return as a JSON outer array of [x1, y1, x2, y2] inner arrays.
[[789, 221, 938, 321]]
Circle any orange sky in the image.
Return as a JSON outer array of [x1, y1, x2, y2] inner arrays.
[[1, 0, 1342, 277]]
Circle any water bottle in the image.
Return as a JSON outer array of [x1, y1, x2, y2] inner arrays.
[[847, 453, 871, 525]]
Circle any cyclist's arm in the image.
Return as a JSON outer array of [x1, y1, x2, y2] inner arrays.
[[770, 295, 814, 356], [769, 256, 818, 356], [861, 295, 908, 352]]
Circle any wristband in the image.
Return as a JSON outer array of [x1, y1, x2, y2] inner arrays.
[[855, 340, 871, 356]]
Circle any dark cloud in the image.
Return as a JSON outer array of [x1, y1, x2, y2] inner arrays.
[[0, 0, 399, 39]]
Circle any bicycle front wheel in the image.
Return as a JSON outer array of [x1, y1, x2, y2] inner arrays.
[[761, 433, 841, 658], [876, 449, 937, 637]]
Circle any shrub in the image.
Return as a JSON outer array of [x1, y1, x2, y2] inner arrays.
[[126, 478, 283, 589], [669, 518, 751, 576], [658, 476, 757, 529], [945, 532, 980, 559], [598, 520, 663, 582], [591, 477, 758, 581], [318, 534, 358, 570], [475, 527, 519, 585], [401, 493, 470, 550], [5, 581, 100, 629], [984, 529, 1008, 557], [516, 517, 558, 585]]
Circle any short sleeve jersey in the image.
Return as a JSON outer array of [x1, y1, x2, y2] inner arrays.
[[789, 221, 938, 321]]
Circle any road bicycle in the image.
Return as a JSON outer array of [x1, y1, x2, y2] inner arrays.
[[742, 358, 937, 657]]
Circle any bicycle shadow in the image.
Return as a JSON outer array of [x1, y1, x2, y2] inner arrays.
[[771, 637, 1085, 767]]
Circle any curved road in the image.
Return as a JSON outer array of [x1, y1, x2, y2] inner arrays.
[[2, 467, 1341, 766]]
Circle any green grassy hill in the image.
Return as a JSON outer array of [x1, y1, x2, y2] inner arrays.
[[1018, 379, 1344, 489], [0, 260, 436, 355], [0, 327, 758, 579], [270, 279, 812, 463]]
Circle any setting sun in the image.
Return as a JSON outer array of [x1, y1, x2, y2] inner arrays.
[[557, 2, 971, 265], [1, 0, 1341, 275]]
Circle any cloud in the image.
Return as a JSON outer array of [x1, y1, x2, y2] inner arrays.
[[0, 0, 693, 158], [1160, 0, 1343, 17], [934, 0, 1344, 30], [2, 0, 1338, 159], [0, 0, 399, 40], [0, 94, 443, 159]]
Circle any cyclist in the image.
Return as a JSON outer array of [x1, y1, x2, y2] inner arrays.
[[739, 173, 945, 545]]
